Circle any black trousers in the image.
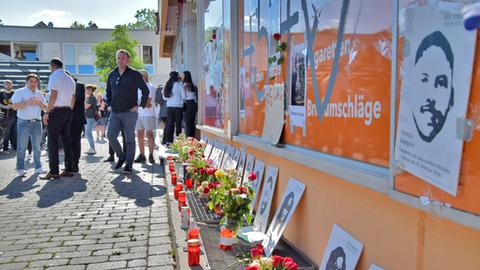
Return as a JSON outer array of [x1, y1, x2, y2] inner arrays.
[[185, 100, 198, 138], [109, 128, 127, 158], [2, 115, 16, 150], [165, 107, 183, 143], [69, 120, 84, 170], [47, 108, 74, 174]]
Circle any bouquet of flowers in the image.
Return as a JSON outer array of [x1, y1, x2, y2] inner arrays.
[[208, 169, 254, 231], [244, 244, 299, 270], [170, 135, 206, 162]]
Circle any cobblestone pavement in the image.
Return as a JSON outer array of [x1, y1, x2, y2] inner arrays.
[[0, 139, 175, 270]]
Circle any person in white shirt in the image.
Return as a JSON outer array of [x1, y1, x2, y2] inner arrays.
[[134, 70, 156, 164], [162, 71, 185, 144], [41, 58, 76, 180], [11, 74, 47, 177]]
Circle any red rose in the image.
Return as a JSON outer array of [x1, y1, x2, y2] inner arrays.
[[203, 187, 210, 194], [208, 183, 215, 189], [202, 154, 205, 158], [272, 255, 284, 267], [214, 182, 221, 188], [239, 186, 247, 194], [188, 149, 195, 156], [284, 261, 298, 270], [248, 172, 257, 181], [245, 265, 259, 270], [212, 33, 217, 40], [273, 33, 281, 41], [250, 244, 264, 259]]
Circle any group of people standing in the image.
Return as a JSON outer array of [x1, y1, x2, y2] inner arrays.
[[1, 48, 198, 178]]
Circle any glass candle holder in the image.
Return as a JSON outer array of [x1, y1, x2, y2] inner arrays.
[[219, 227, 234, 250], [188, 227, 200, 240], [178, 191, 186, 211], [174, 183, 183, 200], [187, 239, 201, 266], [185, 178, 193, 189], [171, 173, 177, 185]]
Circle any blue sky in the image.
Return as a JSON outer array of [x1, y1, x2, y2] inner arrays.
[[0, 0, 158, 28]]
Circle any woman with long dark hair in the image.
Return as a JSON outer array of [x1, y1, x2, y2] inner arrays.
[[182, 71, 198, 138], [163, 71, 185, 144]]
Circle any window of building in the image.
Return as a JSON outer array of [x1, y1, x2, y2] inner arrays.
[[78, 45, 95, 74], [0, 42, 10, 57], [142, 45, 153, 64], [64, 44, 77, 74], [13, 43, 38, 61]]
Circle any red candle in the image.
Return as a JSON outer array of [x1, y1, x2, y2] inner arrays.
[[171, 173, 177, 185], [188, 227, 200, 240], [187, 239, 201, 266], [178, 191, 186, 211], [185, 178, 193, 189], [174, 183, 183, 200], [219, 227, 234, 250]]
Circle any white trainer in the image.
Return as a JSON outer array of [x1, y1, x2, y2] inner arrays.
[[17, 170, 26, 177], [85, 148, 97, 155], [35, 168, 47, 174]]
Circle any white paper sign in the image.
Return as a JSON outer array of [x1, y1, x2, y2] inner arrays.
[[213, 143, 226, 168], [262, 178, 305, 257], [319, 224, 363, 270], [254, 166, 279, 234], [289, 43, 307, 130], [394, 6, 476, 195], [249, 159, 265, 211]]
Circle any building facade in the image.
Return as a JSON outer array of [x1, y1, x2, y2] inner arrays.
[[159, 0, 480, 269], [0, 25, 171, 88]]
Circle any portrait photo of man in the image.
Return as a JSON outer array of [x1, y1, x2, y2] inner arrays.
[[411, 30, 454, 143]]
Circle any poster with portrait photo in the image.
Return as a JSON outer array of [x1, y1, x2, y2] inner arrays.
[[241, 154, 255, 185], [394, 6, 477, 195], [230, 148, 241, 170], [254, 166, 279, 234], [203, 139, 213, 159], [221, 145, 235, 169], [249, 159, 265, 212], [318, 224, 363, 270], [213, 142, 226, 168], [289, 43, 307, 129], [236, 149, 248, 181], [262, 178, 305, 257]]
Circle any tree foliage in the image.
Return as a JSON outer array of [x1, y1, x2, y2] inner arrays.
[[70, 21, 86, 28], [94, 25, 144, 82], [127, 8, 156, 30]]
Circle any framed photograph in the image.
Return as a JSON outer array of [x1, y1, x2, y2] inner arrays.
[[253, 166, 279, 233], [262, 178, 305, 256], [249, 159, 265, 211], [319, 224, 363, 270]]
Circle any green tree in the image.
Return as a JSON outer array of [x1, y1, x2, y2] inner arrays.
[[94, 25, 143, 82], [87, 20, 97, 29], [70, 21, 86, 28], [127, 8, 156, 30]]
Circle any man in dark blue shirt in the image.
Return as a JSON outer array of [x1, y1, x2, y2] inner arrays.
[[106, 49, 149, 174]]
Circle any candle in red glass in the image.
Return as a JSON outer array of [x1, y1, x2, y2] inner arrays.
[[219, 227, 234, 250], [187, 239, 201, 266], [178, 191, 186, 211], [185, 178, 193, 189], [188, 227, 200, 240], [171, 173, 177, 185], [174, 183, 183, 200]]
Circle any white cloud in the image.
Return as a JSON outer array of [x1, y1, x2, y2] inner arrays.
[[30, 9, 72, 20]]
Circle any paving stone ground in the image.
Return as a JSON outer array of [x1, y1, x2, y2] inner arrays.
[[0, 138, 176, 270]]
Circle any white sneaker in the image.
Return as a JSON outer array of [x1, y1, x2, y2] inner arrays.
[[85, 148, 96, 155], [17, 170, 26, 177], [35, 168, 47, 174]]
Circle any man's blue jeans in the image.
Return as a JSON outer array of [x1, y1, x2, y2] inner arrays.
[[16, 119, 42, 171], [85, 118, 96, 149], [107, 111, 138, 167]]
